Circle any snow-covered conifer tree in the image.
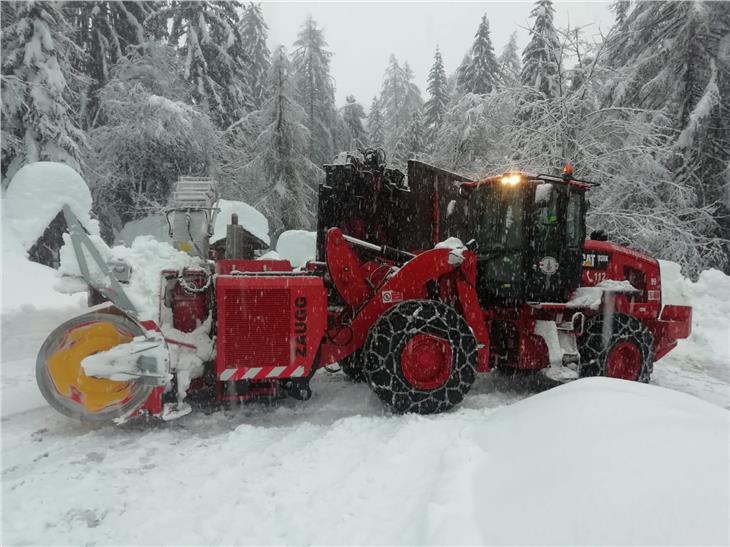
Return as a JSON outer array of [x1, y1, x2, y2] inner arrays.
[[460, 15, 501, 94], [341, 95, 366, 149], [424, 48, 449, 142], [605, 0, 730, 264], [520, 0, 561, 98], [239, 2, 270, 109], [611, 0, 631, 25], [379, 54, 406, 149], [393, 109, 425, 167], [498, 32, 522, 87], [150, 1, 251, 130], [455, 53, 471, 94], [65, 1, 154, 128], [367, 97, 385, 147], [291, 15, 337, 166], [379, 55, 422, 153], [244, 46, 322, 232], [1, 1, 85, 183]]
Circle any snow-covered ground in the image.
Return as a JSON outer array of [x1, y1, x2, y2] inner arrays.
[[2, 261, 729, 544], [2, 163, 728, 545]]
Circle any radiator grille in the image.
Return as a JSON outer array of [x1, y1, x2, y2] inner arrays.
[[221, 288, 290, 368]]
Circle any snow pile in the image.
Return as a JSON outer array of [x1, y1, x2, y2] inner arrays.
[[211, 199, 270, 246], [1, 228, 86, 314], [3, 162, 98, 250], [59, 235, 202, 321], [276, 230, 316, 268], [1, 162, 96, 314], [657, 260, 730, 394], [462, 378, 729, 545], [567, 279, 639, 309]]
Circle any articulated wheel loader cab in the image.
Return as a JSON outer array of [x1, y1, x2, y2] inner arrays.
[[463, 174, 587, 307]]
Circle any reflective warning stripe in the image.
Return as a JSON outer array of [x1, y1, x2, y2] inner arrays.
[[219, 365, 307, 381]]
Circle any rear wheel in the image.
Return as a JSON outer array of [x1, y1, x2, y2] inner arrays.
[[578, 313, 654, 382], [363, 300, 477, 414]]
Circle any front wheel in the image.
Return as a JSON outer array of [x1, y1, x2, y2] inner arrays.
[[578, 313, 654, 382], [363, 300, 478, 414]]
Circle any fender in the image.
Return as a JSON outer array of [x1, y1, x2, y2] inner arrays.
[[320, 245, 479, 365]]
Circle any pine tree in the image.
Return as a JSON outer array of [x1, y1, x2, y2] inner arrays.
[[244, 46, 322, 232], [498, 32, 521, 87], [291, 15, 337, 166], [367, 96, 385, 147], [424, 47, 449, 143], [65, 1, 155, 128], [151, 1, 251, 130], [393, 109, 425, 166], [455, 53, 471, 94], [1, 1, 85, 182], [460, 15, 501, 95], [341, 95, 366, 149], [520, 0, 561, 98], [240, 2, 270, 109], [379, 54, 422, 153], [402, 62, 424, 115], [611, 0, 631, 25]]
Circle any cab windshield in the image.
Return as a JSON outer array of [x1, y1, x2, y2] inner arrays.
[[475, 183, 526, 250]]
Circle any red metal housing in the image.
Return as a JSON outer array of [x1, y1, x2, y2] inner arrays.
[[215, 274, 327, 382]]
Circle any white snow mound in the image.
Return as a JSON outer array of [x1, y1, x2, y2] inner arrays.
[[276, 230, 316, 268], [212, 199, 270, 246], [58, 234, 201, 321], [1, 228, 85, 314], [3, 162, 97, 250]]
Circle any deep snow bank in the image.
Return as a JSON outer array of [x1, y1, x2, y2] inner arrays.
[[462, 378, 728, 545], [659, 260, 729, 386], [276, 230, 316, 268]]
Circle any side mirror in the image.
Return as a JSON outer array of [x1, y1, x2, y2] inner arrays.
[[590, 229, 608, 241]]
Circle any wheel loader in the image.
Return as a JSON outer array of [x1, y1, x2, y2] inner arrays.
[[35, 152, 692, 422]]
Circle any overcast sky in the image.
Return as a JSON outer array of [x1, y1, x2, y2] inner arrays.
[[260, 1, 615, 108]]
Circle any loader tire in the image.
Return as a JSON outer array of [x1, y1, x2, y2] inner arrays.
[[578, 313, 654, 382], [339, 351, 366, 383], [363, 300, 477, 414]]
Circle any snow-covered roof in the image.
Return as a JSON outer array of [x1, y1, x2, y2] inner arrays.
[[211, 199, 270, 246], [3, 162, 96, 250]]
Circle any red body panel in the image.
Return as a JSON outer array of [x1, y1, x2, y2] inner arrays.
[[215, 275, 327, 381], [581, 240, 692, 361]]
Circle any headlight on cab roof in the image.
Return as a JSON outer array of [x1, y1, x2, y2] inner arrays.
[[500, 172, 523, 186]]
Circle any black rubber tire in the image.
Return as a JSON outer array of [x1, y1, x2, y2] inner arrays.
[[578, 313, 654, 383], [363, 300, 478, 414], [339, 350, 366, 383]]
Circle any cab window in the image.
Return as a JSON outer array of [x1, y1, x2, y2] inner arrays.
[[566, 190, 584, 247]]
